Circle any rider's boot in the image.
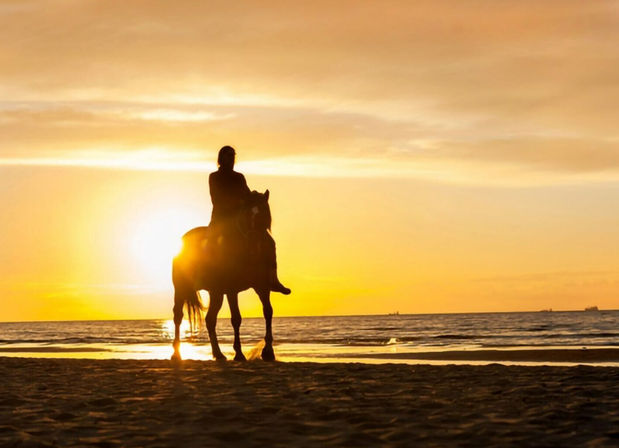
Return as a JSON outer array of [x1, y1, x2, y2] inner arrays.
[[270, 268, 291, 295]]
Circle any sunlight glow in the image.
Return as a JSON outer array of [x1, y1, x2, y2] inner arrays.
[[162, 319, 194, 340], [161, 320, 212, 360], [130, 209, 195, 281]]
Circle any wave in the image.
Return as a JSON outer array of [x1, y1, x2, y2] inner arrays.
[[1, 311, 618, 352], [0, 337, 173, 345], [431, 334, 479, 340], [2, 331, 619, 347], [0, 346, 110, 353]]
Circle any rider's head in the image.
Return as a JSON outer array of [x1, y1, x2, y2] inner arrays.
[[217, 145, 236, 171]]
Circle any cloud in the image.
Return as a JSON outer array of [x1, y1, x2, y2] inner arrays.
[[1, 1, 618, 184], [408, 136, 619, 173]]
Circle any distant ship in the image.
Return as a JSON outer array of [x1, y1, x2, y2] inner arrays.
[[539, 308, 553, 313], [387, 311, 400, 316], [584, 306, 599, 312]]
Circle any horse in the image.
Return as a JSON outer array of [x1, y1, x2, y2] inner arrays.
[[171, 190, 277, 361]]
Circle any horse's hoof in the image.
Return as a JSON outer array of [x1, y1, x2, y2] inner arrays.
[[213, 353, 227, 361], [234, 352, 247, 362], [171, 351, 182, 362], [261, 347, 275, 361]]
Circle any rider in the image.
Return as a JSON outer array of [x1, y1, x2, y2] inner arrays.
[[209, 145, 291, 295]]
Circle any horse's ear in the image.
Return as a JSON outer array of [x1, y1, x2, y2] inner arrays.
[[265, 189, 270, 200]]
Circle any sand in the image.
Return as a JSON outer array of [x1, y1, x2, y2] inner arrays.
[[1, 358, 618, 447]]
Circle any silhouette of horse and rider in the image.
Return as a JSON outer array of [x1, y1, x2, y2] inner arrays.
[[172, 146, 290, 361]]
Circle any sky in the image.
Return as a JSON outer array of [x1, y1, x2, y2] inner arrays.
[[1, 0, 618, 321]]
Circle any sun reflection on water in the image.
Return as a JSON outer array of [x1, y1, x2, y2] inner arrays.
[[162, 318, 205, 338]]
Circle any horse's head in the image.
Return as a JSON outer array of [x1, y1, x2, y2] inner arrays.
[[247, 189, 272, 232]]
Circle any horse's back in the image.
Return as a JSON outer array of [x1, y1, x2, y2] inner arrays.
[[175, 225, 243, 291], [182, 226, 209, 241], [175, 224, 267, 293]]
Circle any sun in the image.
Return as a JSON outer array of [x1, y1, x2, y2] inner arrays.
[[129, 207, 202, 282]]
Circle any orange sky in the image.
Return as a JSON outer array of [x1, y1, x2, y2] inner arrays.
[[1, 0, 618, 321]]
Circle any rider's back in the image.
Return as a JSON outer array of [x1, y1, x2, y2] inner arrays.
[[209, 169, 250, 226]]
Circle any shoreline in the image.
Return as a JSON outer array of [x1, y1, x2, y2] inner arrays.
[[1, 346, 618, 366], [1, 357, 618, 446]]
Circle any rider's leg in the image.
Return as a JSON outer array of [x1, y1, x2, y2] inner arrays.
[[264, 233, 291, 295]]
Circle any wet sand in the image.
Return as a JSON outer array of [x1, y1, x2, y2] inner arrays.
[[344, 348, 619, 364], [1, 357, 618, 447]]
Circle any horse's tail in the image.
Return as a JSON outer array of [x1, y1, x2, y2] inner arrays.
[[172, 254, 205, 334], [185, 289, 204, 334]]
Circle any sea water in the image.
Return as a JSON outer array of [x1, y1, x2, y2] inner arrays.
[[0, 311, 617, 365]]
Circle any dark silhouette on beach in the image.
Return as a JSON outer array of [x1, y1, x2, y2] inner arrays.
[[209, 146, 290, 295], [171, 146, 290, 361]]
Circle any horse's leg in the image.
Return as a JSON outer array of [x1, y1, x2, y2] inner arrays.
[[171, 289, 184, 360], [227, 292, 246, 361], [205, 291, 226, 361], [257, 288, 275, 361]]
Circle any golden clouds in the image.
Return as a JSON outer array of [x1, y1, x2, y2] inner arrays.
[[0, 0, 617, 184]]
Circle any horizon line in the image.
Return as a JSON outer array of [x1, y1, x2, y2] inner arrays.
[[2, 308, 616, 324]]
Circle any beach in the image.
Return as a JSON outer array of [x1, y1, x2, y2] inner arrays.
[[1, 357, 618, 447]]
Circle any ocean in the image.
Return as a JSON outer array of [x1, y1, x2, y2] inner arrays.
[[1, 311, 618, 366]]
